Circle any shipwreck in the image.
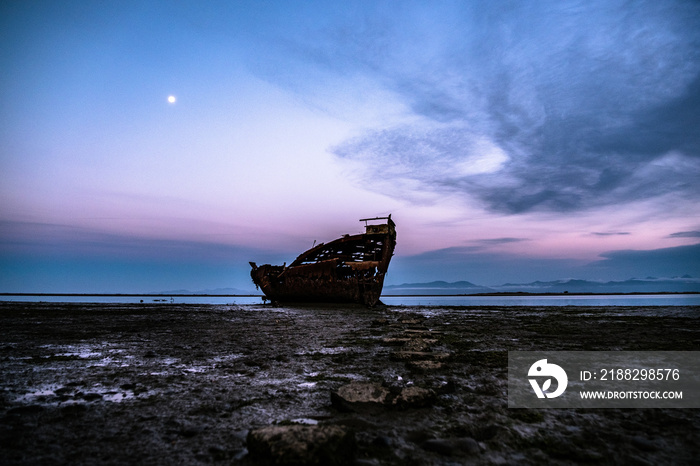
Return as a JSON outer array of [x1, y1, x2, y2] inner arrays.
[[249, 215, 396, 306]]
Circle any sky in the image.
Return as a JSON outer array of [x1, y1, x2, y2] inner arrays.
[[1, 0, 700, 293]]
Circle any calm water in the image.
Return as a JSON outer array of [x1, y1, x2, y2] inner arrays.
[[381, 294, 700, 307], [2, 294, 699, 307]]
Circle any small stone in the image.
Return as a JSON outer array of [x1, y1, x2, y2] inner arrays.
[[404, 339, 435, 352], [390, 351, 450, 361], [403, 329, 443, 335], [392, 386, 436, 409], [331, 383, 390, 413], [380, 337, 411, 346], [247, 424, 355, 465], [407, 360, 444, 372]]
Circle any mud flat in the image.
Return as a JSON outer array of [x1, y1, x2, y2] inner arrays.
[[1, 302, 699, 465]]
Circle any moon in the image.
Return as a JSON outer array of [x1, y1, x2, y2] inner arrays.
[[167, 95, 176, 104]]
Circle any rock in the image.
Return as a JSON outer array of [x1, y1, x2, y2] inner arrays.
[[331, 383, 390, 413], [407, 360, 444, 372], [392, 386, 436, 409], [246, 424, 355, 465], [422, 437, 480, 456], [390, 351, 450, 362], [402, 329, 443, 336], [404, 339, 435, 352], [380, 337, 411, 347], [332, 382, 437, 412]]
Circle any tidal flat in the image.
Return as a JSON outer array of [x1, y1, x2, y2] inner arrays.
[[1, 302, 699, 465]]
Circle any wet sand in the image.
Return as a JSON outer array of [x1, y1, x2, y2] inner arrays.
[[1, 302, 699, 465]]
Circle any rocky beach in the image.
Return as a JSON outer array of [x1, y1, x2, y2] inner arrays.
[[1, 301, 699, 465]]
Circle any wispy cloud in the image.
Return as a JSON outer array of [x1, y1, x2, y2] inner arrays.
[[474, 237, 528, 245], [275, 0, 700, 214], [591, 232, 631, 236], [668, 231, 700, 238]]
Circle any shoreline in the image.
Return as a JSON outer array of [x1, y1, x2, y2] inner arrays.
[[1, 291, 698, 297]]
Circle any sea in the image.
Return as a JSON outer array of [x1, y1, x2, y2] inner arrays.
[[1, 293, 699, 307]]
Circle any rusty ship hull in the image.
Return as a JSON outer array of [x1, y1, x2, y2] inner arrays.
[[249, 216, 396, 306]]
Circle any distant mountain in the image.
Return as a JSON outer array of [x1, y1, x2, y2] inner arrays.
[[383, 280, 494, 295], [384, 277, 700, 294], [492, 277, 700, 293], [154, 277, 700, 297]]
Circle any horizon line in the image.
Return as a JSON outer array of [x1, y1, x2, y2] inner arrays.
[[2, 292, 699, 298]]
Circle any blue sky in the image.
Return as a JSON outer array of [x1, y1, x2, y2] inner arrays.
[[1, 0, 699, 293]]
